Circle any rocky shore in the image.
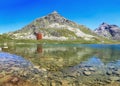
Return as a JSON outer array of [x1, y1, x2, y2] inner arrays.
[[0, 52, 120, 86], [0, 52, 46, 86]]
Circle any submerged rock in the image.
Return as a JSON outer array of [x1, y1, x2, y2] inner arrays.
[[89, 67, 95, 71], [10, 77, 19, 84], [109, 76, 120, 81], [83, 71, 91, 76], [0, 74, 4, 78], [0, 52, 45, 82], [62, 57, 120, 84]]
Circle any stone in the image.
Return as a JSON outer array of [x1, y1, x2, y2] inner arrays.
[[11, 77, 19, 83], [0, 74, 4, 78], [61, 80, 69, 86], [113, 70, 120, 75], [109, 76, 120, 81], [106, 71, 112, 75], [41, 68, 47, 72], [82, 67, 88, 71], [83, 71, 91, 76], [89, 67, 95, 71], [33, 68, 40, 74], [51, 81, 56, 86]]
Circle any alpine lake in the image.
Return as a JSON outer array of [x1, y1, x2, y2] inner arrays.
[[0, 43, 120, 86]]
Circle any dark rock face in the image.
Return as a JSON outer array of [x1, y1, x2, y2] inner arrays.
[[94, 22, 120, 40]]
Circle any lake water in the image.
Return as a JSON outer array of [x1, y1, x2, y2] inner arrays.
[[1, 44, 120, 86]]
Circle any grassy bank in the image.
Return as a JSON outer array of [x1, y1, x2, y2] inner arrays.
[[9, 38, 120, 44], [0, 34, 119, 44]]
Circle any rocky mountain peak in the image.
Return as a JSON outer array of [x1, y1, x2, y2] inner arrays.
[[97, 22, 110, 30], [48, 11, 61, 17], [45, 11, 67, 22], [101, 22, 108, 25], [34, 11, 78, 28], [94, 23, 120, 40], [51, 11, 58, 14]]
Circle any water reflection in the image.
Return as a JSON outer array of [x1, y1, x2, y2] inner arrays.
[[63, 57, 120, 78], [36, 44, 43, 54], [1, 49, 120, 85], [1, 44, 120, 69], [0, 43, 9, 52]]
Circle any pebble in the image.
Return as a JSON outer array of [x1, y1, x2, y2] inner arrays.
[[109, 76, 120, 81], [41, 68, 47, 72], [0, 48, 2, 51], [0, 74, 4, 78], [83, 67, 88, 71], [112, 71, 120, 75], [106, 71, 112, 75], [89, 67, 95, 71], [11, 77, 19, 83], [83, 71, 91, 76]]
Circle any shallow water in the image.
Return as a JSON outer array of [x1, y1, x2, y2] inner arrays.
[[1, 44, 120, 86]]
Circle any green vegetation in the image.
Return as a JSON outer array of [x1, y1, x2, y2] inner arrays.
[[0, 34, 13, 43], [12, 35, 120, 44], [0, 33, 120, 44], [78, 25, 94, 35]]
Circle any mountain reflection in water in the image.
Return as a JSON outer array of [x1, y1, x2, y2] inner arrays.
[[1, 44, 120, 69], [62, 57, 120, 82], [1, 44, 120, 85]]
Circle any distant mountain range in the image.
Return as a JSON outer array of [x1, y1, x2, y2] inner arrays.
[[94, 22, 120, 40], [7, 11, 120, 41]]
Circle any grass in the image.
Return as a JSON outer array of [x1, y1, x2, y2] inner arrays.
[[0, 38, 119, 45], [0, 33, 120, 44]]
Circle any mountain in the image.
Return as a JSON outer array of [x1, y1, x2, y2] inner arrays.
[[94, 22, 120, 40], [8, 11, 96, 41]]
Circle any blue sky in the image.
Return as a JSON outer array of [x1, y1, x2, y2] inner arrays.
[[0, 0, 120, 33]]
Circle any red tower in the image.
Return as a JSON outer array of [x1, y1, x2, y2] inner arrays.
[[36, 33, 42, 40]]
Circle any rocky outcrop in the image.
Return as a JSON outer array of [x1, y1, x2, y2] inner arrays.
[[94, 22, 120, 40], [34, 11, 78, 28]]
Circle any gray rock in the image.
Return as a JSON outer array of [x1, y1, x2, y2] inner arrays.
[[112, 70, 120, 75], [83, 71, 91, 76], [109, 76, 120, 81], [89, 67, 95, 71], [94, 22, 120, 40], [106, 71, 112, 75]]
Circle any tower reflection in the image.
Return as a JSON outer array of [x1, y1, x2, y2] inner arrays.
[[36, 44, 43, 54]]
